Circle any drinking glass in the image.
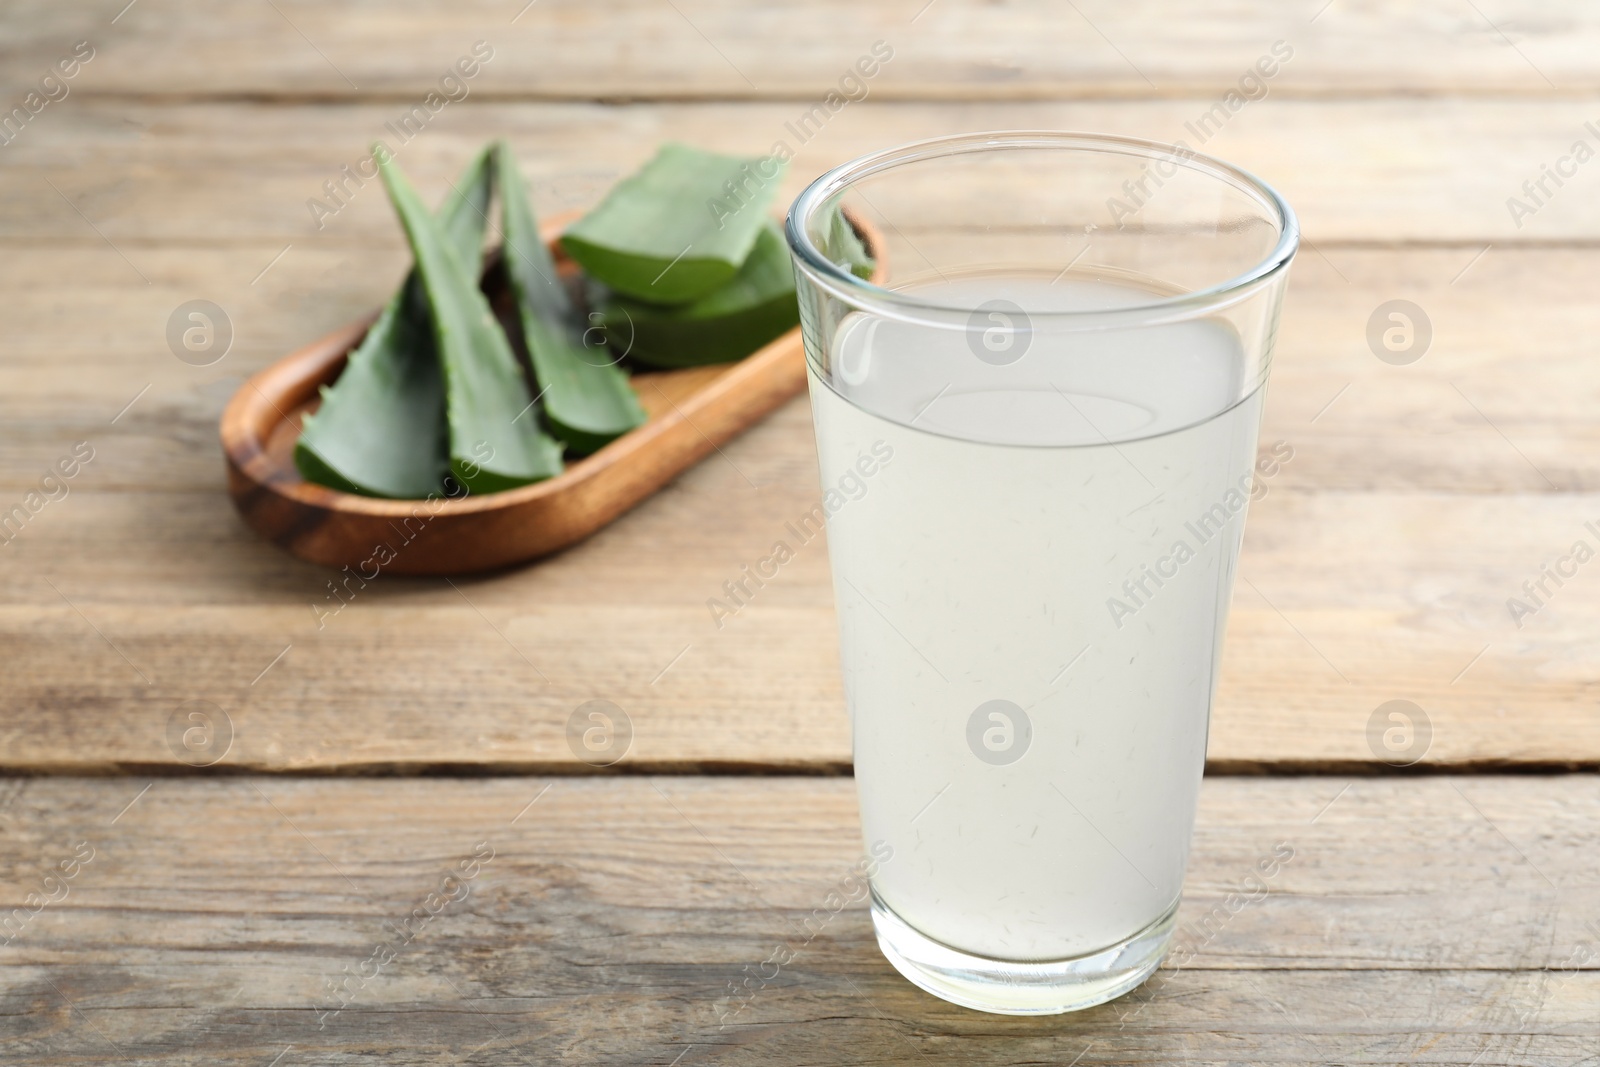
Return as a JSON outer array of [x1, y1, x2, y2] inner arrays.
[[784, 132, 1298, 1014]]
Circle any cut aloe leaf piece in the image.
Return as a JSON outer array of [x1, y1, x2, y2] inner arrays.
[[821, 205, 876, 280], [376, 151, 563, 493], [294, 148, 496, 498], [496, 142, 647, 456], [595, 220, 798, 368], [560, 142, 786, 305], [294, 299, 440, 497]]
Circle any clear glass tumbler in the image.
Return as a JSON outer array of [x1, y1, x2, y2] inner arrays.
[[784, 132, 1298, 1014]]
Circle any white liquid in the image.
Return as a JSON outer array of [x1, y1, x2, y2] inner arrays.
[[809, 275, 1265, 961]]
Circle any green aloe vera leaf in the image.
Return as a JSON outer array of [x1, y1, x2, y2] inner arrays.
[[560, 142, 787, 305], [496, 142, 647, 456], [294, 148, 495, 498], [821, 204, 876, 280], [595, 220, 799, 368], [376, 151, 563, 493]]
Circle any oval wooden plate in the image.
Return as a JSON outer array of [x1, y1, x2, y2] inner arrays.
[[222, 212, 884, 575]]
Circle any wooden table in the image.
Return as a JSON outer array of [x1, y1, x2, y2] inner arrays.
[[3, 2, 1598, 1062]]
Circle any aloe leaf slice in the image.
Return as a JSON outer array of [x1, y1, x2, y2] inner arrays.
[[594, 220, 800, 368], [376, 151, 563, 493], [559, 142, 786, 305], [495, 143, 647, 455], [821, 205, 876, 280], [294, 148, 495, 498]]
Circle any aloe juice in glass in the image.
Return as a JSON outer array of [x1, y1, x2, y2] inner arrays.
[[786, 133, 1298, 1014]]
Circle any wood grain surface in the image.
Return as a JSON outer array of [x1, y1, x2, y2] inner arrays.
[[4, 0, 1597, 99], [7, 100, 1600, 243], [4, 5, 1598, 1061], [3, 14, 1597, 774], [2, 775, 1597, 1064], [2, 239, 1596, 772]]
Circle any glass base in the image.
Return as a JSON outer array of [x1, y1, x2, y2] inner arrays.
[[870, 890, 1178, 1015]]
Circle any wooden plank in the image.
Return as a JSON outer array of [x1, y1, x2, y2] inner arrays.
[[6, 100, 1600, 246], [5, 243, 1595, 494], [1, 775, 1597, 1064], [4, 99, 1597, 771], [5, 0, 1599, 100], [2, 242, 1599, 772], [4, 481, 1598, 773]]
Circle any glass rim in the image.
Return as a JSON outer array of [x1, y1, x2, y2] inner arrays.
[[785, 130, 1301, 331]]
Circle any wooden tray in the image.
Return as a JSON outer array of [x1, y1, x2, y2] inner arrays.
[[221, 213, 884, 575]]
